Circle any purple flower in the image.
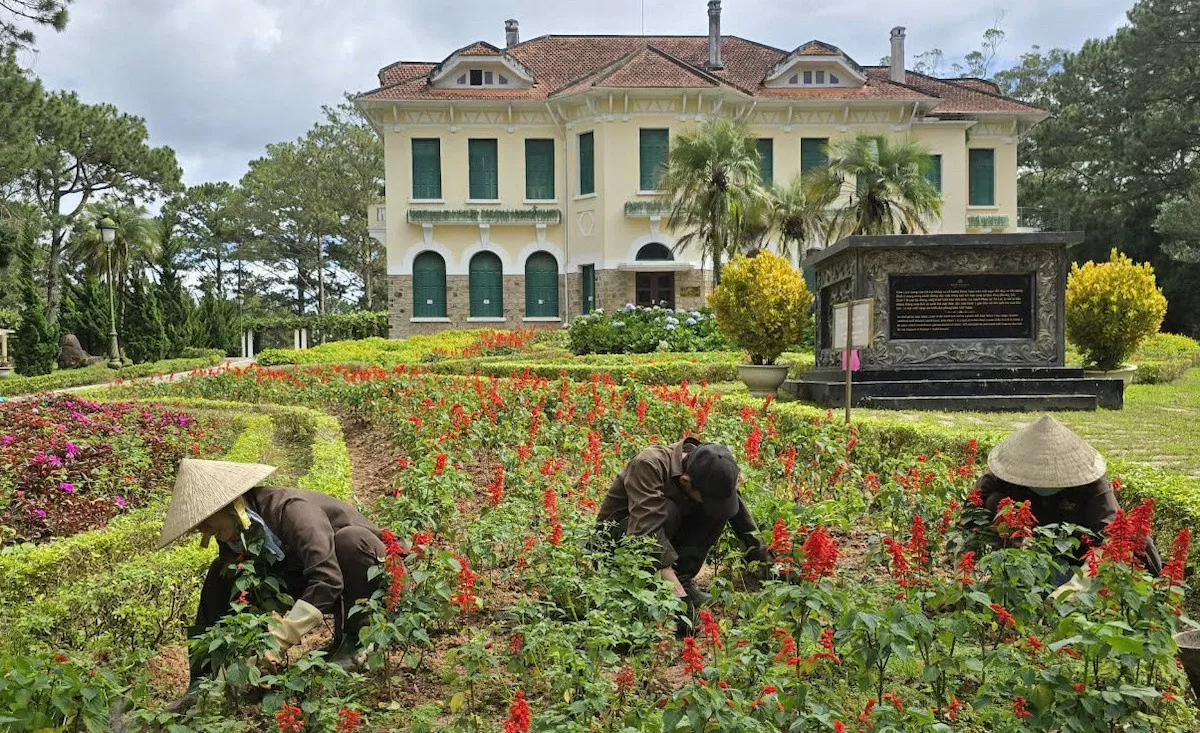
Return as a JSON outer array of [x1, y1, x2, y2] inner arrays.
[[64, 442, 78, 457], [34, 509, 46, 519], [60, 482, 74, 493], [0, 435, 13, 445], [113, 496, 126, 508]]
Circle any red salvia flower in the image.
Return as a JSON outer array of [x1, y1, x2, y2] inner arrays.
[[769, 518, 792, 556], [275, 703, 303, 733], [449, 553, 479, 612], [772, 629, 798, 664], [944, 695, 962, 721], [542, 486, 559, 524], [800, 527, 840, 581], [614, 665, 635, 694], [1101, 500, 1155, 569], [548, 523, 563, 546], [859, 698, 876, 722], [1161, 528, 1191, 585], [1013, 695, 1031, 718], [336, 708, 362, 733], [1073, 683, 1086, 693], [698, 609, 723, 649], [682, 637, 705, 675], [503, 690, 532, 733], [882, 536, 912, 587], [636, 399, 648, 427], [957, 551, 976, 586], [745, 422, 763, 465], [967, 486, 984, 507], [882, 691, 904, 713], [990, 603, 1015, 627], [1025, 635, 1045, 656], [994, 497, 1038, 545], [434, 453, 448, 476], [782, 447, 797, 477], [510, 634, 523, 656], [485, 464, 505, 507], [908, 514, 930, 569], [833, 722, 846, 733]]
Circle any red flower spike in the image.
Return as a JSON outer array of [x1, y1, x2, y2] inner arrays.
[[800, 527, 840, 581], [682, 637, 705, 676], [503, 690, 532, 733], [1013, 695, 1031, 718]]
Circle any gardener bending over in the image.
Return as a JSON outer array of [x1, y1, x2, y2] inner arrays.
[[158, 459, 386, 708], [975, 415, 1162, 576], [596, 438, 771, 614]]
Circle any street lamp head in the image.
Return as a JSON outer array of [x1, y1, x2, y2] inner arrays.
[[99, 217, 117, 244]]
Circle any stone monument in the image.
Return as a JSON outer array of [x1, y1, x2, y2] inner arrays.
[[791, 233, 1127, 411]]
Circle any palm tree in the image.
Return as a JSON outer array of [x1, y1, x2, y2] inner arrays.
[[771, 174, 840, 262], [659, 118, 766, 284], [822, 134, 942, 239], [70, 199, 159, 293]]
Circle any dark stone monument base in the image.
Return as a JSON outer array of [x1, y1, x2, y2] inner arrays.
[[789, 367, 1125, 412]]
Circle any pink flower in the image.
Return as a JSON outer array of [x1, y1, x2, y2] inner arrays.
[[34, 508, 46, 518], [0, 435, 13, 445], [60, 482, 74, 493], [113, 496, 126, 508]]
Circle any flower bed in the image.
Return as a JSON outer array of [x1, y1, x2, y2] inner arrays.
[[92, 363, 1200, 732], [256, 333, 481, 367], [0, 397, 227, 546], [568, 305, 733, 355]]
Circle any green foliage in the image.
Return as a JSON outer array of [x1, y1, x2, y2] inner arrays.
[[12, 216, 59, 376], [194, 288, 241, 356], [773, 175, 839, 260], [1066, 250, 1168, 371], [0, 50, 40, 190], [1153, 185, 1200, 264], [0, 352, 223, 397], [0, 651, 127, 733], [122, 276, 170, 364], [59, 276, 113, 356], [822, 134, 943, 238], [567, 306, 730, 355], [256, 332, 478, 367], [710, 252, 812, 364], [244, 310, 387, 341], [0, 0, 71, 52]]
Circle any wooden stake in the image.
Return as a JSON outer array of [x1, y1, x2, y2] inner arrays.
[[844, 307, 853, 424]]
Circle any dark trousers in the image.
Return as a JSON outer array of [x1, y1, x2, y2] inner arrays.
[[603, 503, 727, 581], [188, 526, 385, 681]]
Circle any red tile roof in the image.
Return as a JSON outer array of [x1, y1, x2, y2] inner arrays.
[[361, 35, 1039, 115], [948, 78, 1002, 95], [864, 69, 1046, 114]]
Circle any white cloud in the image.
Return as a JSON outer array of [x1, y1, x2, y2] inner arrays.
[[23, 0, 1133, 189]]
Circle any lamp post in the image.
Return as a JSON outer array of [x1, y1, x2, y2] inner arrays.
[[98, 217, 122, 370]]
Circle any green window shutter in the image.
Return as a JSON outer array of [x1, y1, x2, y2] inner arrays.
[[469, 252, 503, 317], [756, 138, 774, 185], [525, 139, 555, 200], [639, 129, 669, 191], [801, 138, 829, 175], [580, 264, 596, 314], [969, 149, 995, 206], [468, 139, 499, 200], [578, 132, 595, 195], [927, 154, 943, 194], [411, 139, 441, 199], [524, 252, 559, 317], [412, 251, 446, 318]]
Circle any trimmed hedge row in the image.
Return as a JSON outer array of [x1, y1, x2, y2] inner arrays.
[[0, 351, 226, 397], [2, 400, 356, 660]]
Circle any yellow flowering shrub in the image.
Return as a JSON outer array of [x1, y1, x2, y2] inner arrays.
[[709, 252, 812, 365], [1065, 249, 1167, 371]]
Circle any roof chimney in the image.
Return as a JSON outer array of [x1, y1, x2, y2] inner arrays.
[[505, 19, 519, 48], [707, 1, 723, 70], [890, 26, 906, 84]]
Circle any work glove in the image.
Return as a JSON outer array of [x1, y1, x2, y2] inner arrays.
[[743, 545, 776, 580], [268, 600, 323, 653]]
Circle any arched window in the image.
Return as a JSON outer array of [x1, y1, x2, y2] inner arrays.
[[525, 252, 559, 317], [469, 251, 504, 317], [636, 242, 673, 261], [412, 251, 446, 318]]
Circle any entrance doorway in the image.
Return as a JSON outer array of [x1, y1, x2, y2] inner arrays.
[[636, 272, 675, 309]]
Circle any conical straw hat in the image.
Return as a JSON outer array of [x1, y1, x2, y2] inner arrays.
[[987, 415, 1106, 489], [157, 459, 277, 549]]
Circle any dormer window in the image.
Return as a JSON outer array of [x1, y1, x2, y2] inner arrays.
[[786, 69, 843, 86], [454, 69, 511, 87]]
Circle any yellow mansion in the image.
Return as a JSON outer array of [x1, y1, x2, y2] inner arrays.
[[356, 3, 1047, 337]]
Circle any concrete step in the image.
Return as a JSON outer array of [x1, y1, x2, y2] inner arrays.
[[860, 394, 1099, 412], [804, 366, 1090, 381], [789, 376, 1124, 409]]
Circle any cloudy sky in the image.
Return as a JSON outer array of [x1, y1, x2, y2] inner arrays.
[[23, 0, 1132, 188]]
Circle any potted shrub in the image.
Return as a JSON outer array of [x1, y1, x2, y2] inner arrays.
[[710, 252, 811, 397], [1066, 249, 1167, 384]]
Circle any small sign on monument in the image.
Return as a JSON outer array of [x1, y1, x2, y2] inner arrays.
[[831, 299, 873, 422]]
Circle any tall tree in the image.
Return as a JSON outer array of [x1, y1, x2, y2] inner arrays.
[[173, 181, 245, 300], [1154, 187, 1200, 264], [822, 134, 942, 239], [1019, 0, 1200, 335], [68, 198, 157, 301], [771, 175, 839, 261], [20, 90, 180, 324], [0, 0, 70, 52], [154, 202, 197, 357], [12, 208, 58, 374], [0, 50, 40, 201], [313, 100, 385, 309], [660, 118, 766, 284]]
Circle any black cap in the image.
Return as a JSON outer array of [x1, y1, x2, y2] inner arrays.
[[685, 444, 740, 521]]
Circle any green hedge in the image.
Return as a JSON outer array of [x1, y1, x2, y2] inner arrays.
[[0, 351, 225, 397], [257, 333, 480, 367], [1065, 332, 1199, 385]]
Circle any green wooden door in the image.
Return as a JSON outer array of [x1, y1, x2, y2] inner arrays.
[[969, 149, 995, 206], [756, 138, 774, 185], [412, 251, 446, 318], [639, 129, 669, 191], [525, 252, 559, 317], [411, 139, 442, 199], [525, 139, 555, 200], [469, 252, 504, 317], [469, 139, 499, 200], [580, 264, 596, 314]]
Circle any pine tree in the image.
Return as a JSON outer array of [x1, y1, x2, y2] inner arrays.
[[13, 215, 59, 375], [121, 277, 168, 364], [59, 277, 112, 356], [194, 289, 240, 356]]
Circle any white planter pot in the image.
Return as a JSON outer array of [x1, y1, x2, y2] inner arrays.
[[737, 363, 791, 398], [1083, 364, 1137, 386]]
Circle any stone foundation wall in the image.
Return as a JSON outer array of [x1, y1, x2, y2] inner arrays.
[[593, 269, 710, 312]]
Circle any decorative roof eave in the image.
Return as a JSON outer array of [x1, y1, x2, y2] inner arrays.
[[428, 44, 536, 86], [764, 53, 868, 84]]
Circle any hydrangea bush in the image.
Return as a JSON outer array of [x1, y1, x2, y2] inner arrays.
[[568, 305, 731, 355]]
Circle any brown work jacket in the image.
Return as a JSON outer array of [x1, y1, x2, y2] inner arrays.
[[596, 437, 758, 569], [977, 472, 1162, 575], [232, 486, 382, 613]]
